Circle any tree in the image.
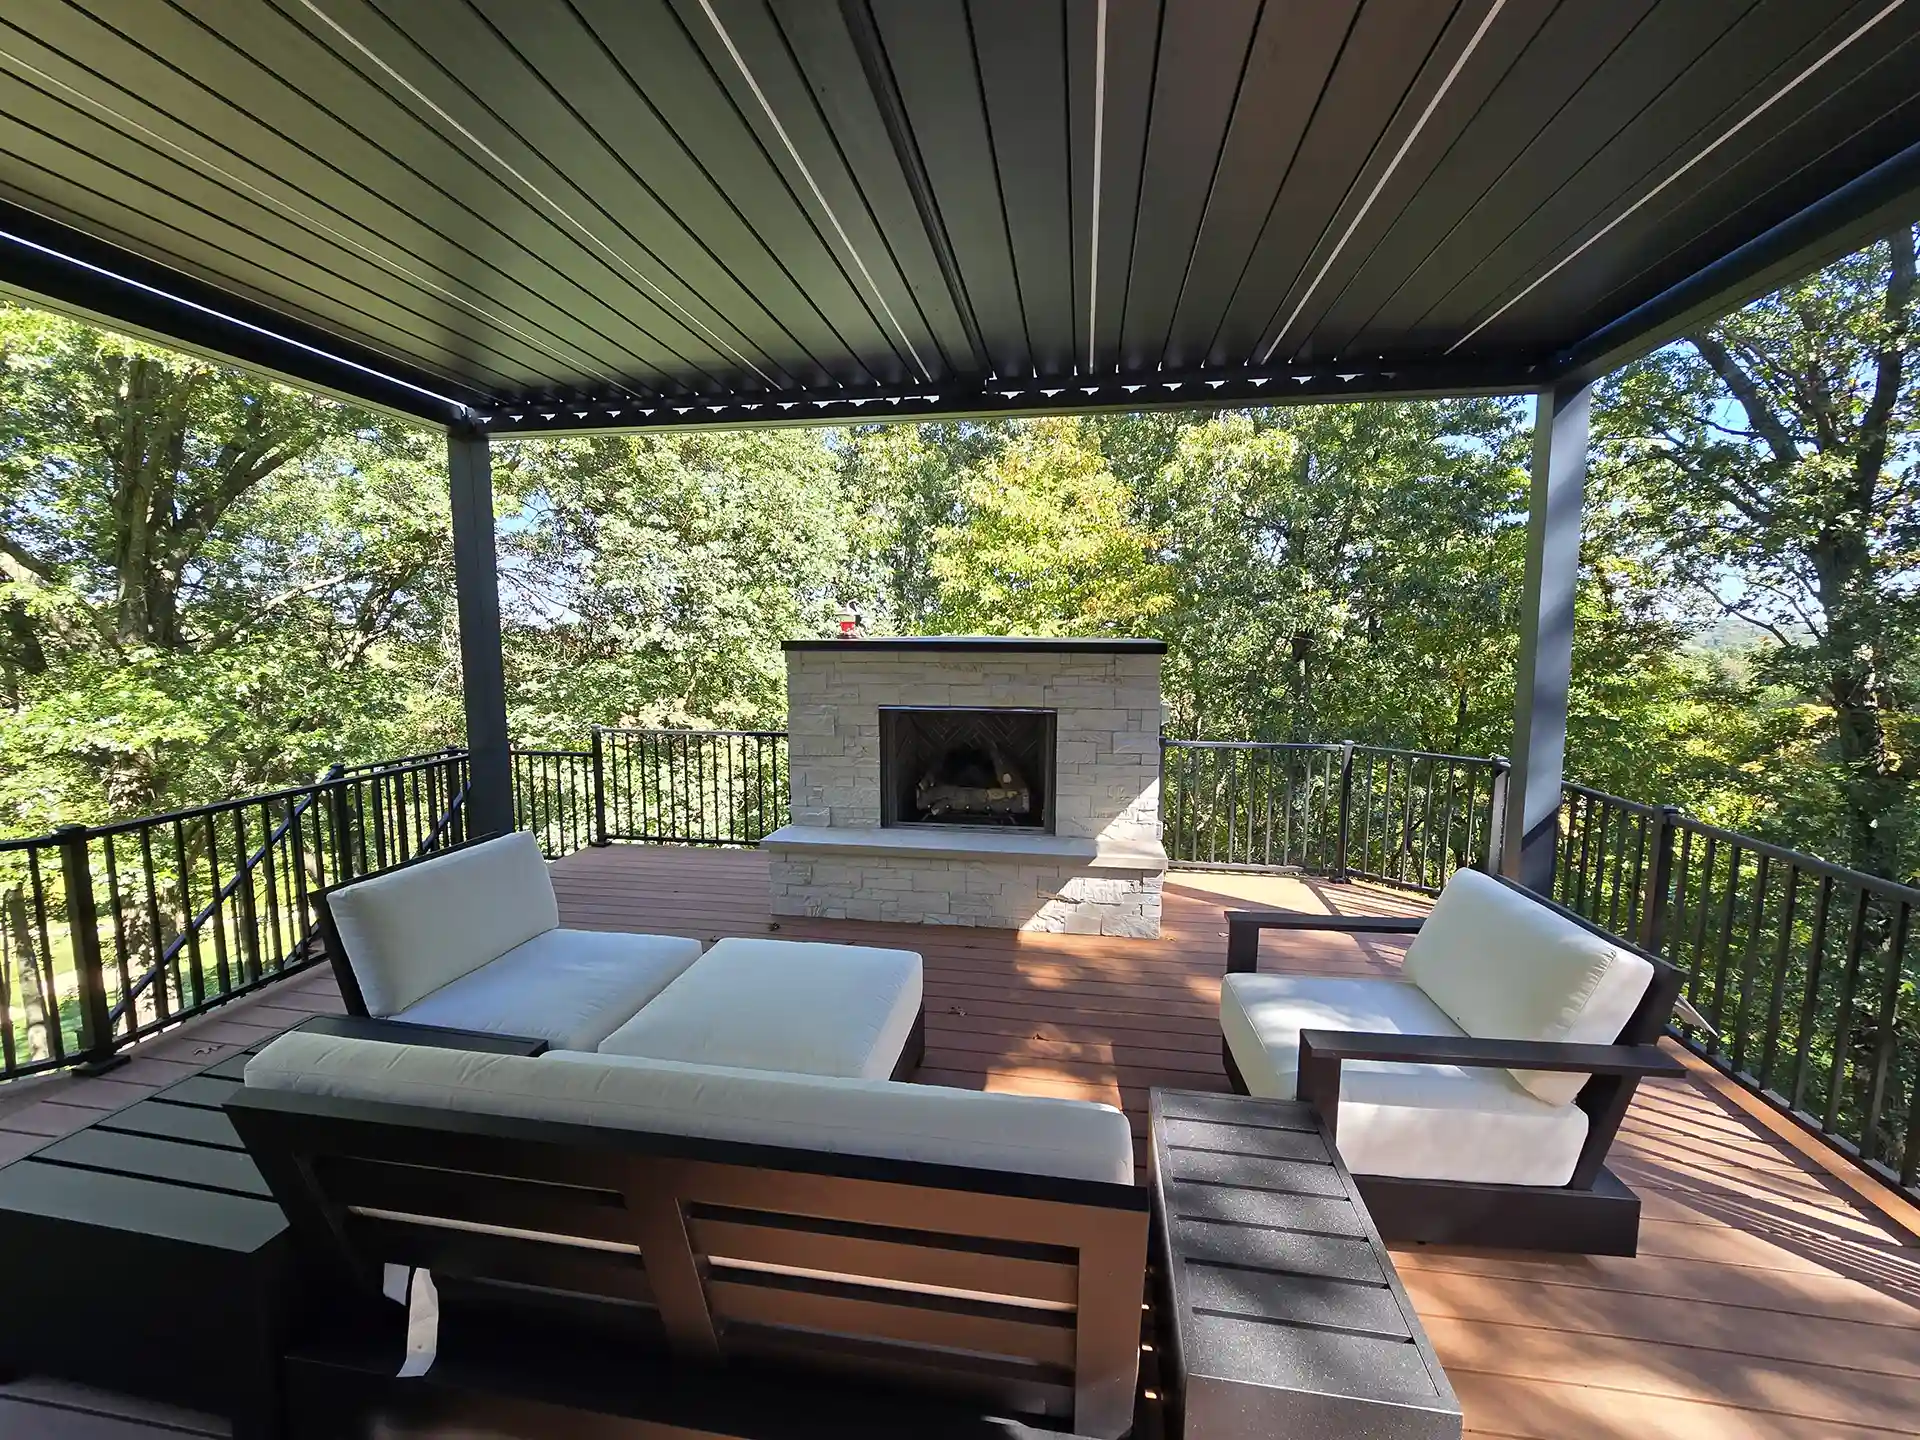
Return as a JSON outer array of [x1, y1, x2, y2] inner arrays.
[[0, 306, 457, 827], [492, 428, 848, 740], [1594, 225, 1919, 880], [927, 418, 1170, 637]]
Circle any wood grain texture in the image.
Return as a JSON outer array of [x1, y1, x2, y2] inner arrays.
[[1, 845, 1912, 1440]]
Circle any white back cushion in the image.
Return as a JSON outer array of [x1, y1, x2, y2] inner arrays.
[[246, 1031, 1134, 1186], [326, 831, 559, 1016], [1403, 868, 1655, 1105]]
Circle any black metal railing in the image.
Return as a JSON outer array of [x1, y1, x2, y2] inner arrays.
[[11, 725, 1916, 1209], [0, 751, 469, 1081], [512, 748, 594, 858], [1160, 740, 1507, 892], [593, 726, 788, 847], [1559, 783, 1920, 1204]]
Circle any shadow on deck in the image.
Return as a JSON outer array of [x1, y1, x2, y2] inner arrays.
[[1, 845, 1915, 1439]]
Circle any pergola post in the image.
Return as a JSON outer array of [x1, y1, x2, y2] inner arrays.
[[1501, 379, 1591, 894], [448, 424, 514, 838]]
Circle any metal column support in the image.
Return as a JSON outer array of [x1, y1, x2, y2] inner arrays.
[[448, 424, 513, 838], [1501, 380, 1591, 894]]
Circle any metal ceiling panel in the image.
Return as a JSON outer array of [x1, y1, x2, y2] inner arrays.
[[0, 0, 1907, 427]]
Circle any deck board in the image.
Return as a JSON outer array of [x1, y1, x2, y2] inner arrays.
[[0, 844, 1914, 1440]]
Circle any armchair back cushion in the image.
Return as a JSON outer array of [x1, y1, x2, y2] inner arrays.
[[325, 831, 559, 1016], [1403, 868, 1654, 1106]]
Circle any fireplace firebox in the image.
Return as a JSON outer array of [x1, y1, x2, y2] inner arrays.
[[879, 707, 1056, 831]]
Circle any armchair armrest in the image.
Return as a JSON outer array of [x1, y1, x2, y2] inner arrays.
[[1294, 1029, 1684, 1141], [1225, 909, 1426, 972]]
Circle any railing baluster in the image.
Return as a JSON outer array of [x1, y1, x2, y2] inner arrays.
[[1789, 876, 1836, 1114], [1756, 865, 1801, 1095], [98, 833, 134, 1035], [137, 826, 169, 1026], [1728, 851, 1770, 1077], [1821, 886, 1874, 1136], [1704, 847, 1744, 1044], [26, 847, 63, 1060], [1858, 900, 1911, 1166]]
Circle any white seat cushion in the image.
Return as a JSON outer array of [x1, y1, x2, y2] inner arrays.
[[246, 1031, 1133, 1186], [1221, 972, 1589, 1187], [1404, 868, 1655, 1105], [392, 927, 702, 1051], [597, 937, 922, 1080], [328, 832, 559, 1015]]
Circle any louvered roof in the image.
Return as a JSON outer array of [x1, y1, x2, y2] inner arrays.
[[0, 0, 1915, 429]]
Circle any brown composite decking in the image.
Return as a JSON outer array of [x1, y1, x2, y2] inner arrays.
[[2, 844, 1917, 1439]]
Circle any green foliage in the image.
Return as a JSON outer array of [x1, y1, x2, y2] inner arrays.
[[492, 428, 847, 743], [2, 224, 1916, 895], [1593, 223, 1919, 880], [927, 418, 1170, 636]]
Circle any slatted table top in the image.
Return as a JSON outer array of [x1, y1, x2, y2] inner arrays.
[[1148, 1088, 1462, 1440]]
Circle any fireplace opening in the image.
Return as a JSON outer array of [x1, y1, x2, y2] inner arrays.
[[879, 707, 1056, 831]]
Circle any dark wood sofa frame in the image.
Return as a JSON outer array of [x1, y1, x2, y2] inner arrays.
[[314, 835, 928, 1080], [225, 1084, 1148, 1439], [1223, 876, 1686, 1256]]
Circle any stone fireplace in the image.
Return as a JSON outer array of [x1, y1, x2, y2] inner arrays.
[[762, 637, 1167, 936]]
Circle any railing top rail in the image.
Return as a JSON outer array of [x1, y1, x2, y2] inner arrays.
[[1161, 739, 1343, 752], [512, 748, 594, 760], [1349, 745, 1504, 767], [1669, 813, 1920, 903], [1562, 781, 1662, 818], [595, 726, 787, 740], [2, 752, 469, 846], [339, 747, 463, 775]]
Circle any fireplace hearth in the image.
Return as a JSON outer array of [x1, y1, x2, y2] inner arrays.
[[880, 706, 1056, 830]]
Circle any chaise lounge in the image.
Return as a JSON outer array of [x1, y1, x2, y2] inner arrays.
[[1219, 869, 1684, 1255]]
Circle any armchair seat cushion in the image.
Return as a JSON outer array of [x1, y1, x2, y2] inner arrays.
[[1221, 972, 1588, 1187], [391, 927, 703, 1052], [596, 936, 922, 1079]]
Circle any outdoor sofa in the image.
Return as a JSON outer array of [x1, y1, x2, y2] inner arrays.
[[248, 829, 1144, 1436], [231, 1019, 1146, 1438], [1220, 868, 1684, 1255]]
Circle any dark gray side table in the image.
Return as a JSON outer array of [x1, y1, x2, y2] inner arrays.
[[1148, 1089, 1461, 1440], [0, 1016, 547, 1437]]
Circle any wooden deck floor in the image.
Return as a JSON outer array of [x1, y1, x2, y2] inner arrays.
[[3, 845, 1917, 1439]]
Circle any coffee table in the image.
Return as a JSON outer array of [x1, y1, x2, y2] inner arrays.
[[1148, 1088, 1461, 1439]]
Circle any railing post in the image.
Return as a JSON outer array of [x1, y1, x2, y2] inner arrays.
[[1333, 741, 1355, 881], [1485, 757, 1510, 874], [56, 825, 122, 1074], [1640, 804, 1681, 953], [591, 726, 610, 847]]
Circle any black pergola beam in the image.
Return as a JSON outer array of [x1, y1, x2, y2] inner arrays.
[[0, 197, 473, 426], [1556, 137, 1920, 387], [471, 356, 1547, 437]]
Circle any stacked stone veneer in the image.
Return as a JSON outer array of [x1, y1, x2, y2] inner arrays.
[[768, 642, 1167, 936]]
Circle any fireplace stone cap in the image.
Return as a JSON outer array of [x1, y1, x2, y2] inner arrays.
[[760, 824, 1168, 872], [782, 636, 1166, 655]]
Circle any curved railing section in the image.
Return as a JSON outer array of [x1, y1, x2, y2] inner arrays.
[[1557, 783, 1919, 1204], [0, 751, 469, 1079]]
